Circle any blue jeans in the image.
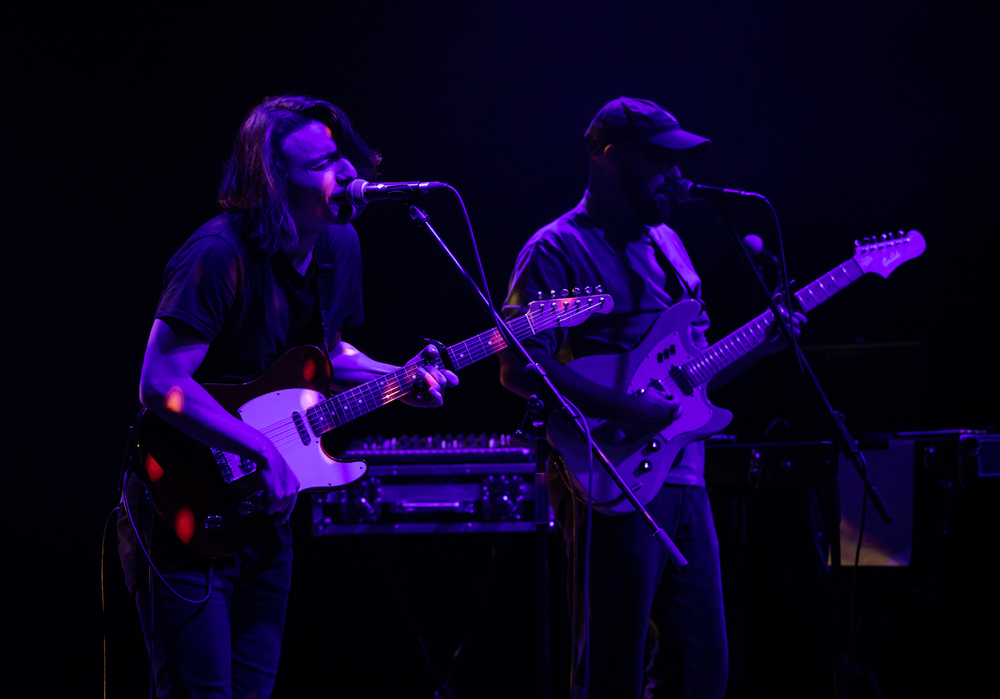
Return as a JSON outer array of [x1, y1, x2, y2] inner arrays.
[[556, 477, 728, 698], [118, 474, 293, 699]]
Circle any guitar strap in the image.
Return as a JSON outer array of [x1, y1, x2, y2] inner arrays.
[[311, 249, 336, 371], [647, 224, 704, 308]]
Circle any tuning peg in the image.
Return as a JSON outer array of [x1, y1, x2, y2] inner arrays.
[[572, 287, 581, 296], [854, 239, 860, 247], [549, 290, 557, 299], [584, 285, 592, 294], [596, 285, 603, 293], [882, 233, 889, 241], [560, 288, 569, 297], [537, 291, 543, 301]]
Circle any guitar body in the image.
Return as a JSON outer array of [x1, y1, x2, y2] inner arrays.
[[135, 345, 367, 558], [546, 301, 733, 515]]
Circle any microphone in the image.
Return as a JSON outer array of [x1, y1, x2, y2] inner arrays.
[[673, 179, 764, 203], [742, 234, 779, 268], [346, 179, 447, 206]]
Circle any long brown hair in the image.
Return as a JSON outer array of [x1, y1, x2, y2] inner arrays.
[[218, 95, 381, 254]]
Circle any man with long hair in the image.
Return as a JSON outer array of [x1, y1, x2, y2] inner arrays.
[[119, 95, 457, 697]]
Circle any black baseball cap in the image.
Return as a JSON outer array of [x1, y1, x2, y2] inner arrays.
[[585, 96, 711, 155]]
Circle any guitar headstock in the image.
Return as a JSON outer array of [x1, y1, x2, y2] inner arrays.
[[526, 291, 614, 330], [853, 229, 925, 278]]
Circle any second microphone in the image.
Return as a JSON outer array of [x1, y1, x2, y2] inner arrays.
[[346, 179, 447, 206]]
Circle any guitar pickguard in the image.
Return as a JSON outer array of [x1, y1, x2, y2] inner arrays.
[[546, 302, 733, 514], [237, 388, 367, 491]]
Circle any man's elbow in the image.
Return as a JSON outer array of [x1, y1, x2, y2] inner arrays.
[[139, 374, 165, 411], [139, 369, 183, 415]]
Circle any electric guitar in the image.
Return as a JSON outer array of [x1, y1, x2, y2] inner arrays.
[[546, 230, 926, 514], [136, 293, 613, 557]]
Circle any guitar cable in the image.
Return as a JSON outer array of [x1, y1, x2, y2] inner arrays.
[[101, 504, 116, 699], [553, 399, 596, 699], [103, 428, 214, 698], [120, 467, 215, 605], [760, 196, 802, 373], [847, 452, 870, 677], [581, 405, 594, 699]]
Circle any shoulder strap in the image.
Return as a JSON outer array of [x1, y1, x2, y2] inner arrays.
[[646, 224, 702, 301]]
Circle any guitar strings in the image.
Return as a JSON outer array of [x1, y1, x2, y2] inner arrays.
[[226, 302, 602, 455]]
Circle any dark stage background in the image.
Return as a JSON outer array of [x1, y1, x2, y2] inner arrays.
[[6, 1, 997, 696]]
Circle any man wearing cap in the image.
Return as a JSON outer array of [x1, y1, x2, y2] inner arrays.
[[500, 97, 801, 697]]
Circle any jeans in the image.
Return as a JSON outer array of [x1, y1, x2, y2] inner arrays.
[[555, 474, 728, 698], [118, 473, 293, 699]]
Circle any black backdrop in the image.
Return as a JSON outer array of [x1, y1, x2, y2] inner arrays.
[[6, 1, 997, 695]]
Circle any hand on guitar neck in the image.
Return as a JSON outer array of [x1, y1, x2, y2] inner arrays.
[[708, 293, 808, 391], [762, 292, 808, 354]]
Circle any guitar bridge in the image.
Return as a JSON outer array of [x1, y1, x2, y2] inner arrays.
[[211, 448, 257, 483], [668, 365, 694, 396]]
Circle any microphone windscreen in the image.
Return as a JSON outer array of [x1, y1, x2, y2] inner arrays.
[[346, 179, 370, 205], [742, 234, 765, 256]]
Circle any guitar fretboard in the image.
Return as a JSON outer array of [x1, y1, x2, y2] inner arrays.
[[680, 258, 865, 388], [304, 296, 610, 436]]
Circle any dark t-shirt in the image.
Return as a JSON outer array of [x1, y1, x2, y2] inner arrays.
[[155, 213, 364, 383]]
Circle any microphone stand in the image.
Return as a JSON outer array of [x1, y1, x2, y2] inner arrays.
[[407, 202, 688, 567], [709, 196, 892, 698]]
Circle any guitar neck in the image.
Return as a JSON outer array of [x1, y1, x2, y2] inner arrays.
[[306, 295, 610, 435], [679, 257, 865, 388]]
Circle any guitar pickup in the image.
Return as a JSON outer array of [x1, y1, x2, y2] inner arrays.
[[292, 411, 311, 445], [656, 345, 677, 363]]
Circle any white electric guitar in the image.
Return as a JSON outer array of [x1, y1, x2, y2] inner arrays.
[[136, 293, 613, 556], [547, 230, 926, 514]]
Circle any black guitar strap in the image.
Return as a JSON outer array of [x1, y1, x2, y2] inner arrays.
[[309, 258, 335, 372]]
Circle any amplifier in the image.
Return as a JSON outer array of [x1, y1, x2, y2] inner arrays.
[[704, 437, 837, 489], [311, 433, 546, 535]]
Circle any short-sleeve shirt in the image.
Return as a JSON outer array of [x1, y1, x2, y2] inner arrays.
[[503, 192, 710, 486], [155, 213, 364, 384]]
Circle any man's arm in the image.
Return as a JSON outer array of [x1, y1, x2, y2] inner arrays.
[[499, 347, 681, 434], [327, 332, 459, 407], [138, 318, 299, 520]]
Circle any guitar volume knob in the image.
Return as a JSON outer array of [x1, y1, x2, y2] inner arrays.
[[639, 460, 653, 473], [648, 438, 662, 452]]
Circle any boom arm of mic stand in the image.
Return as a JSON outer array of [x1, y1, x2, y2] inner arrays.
[[408, 202, 689, 568], [710, 198, 892, 525]]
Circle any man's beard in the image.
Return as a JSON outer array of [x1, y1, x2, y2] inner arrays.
[[621, 172, 670, 226]]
